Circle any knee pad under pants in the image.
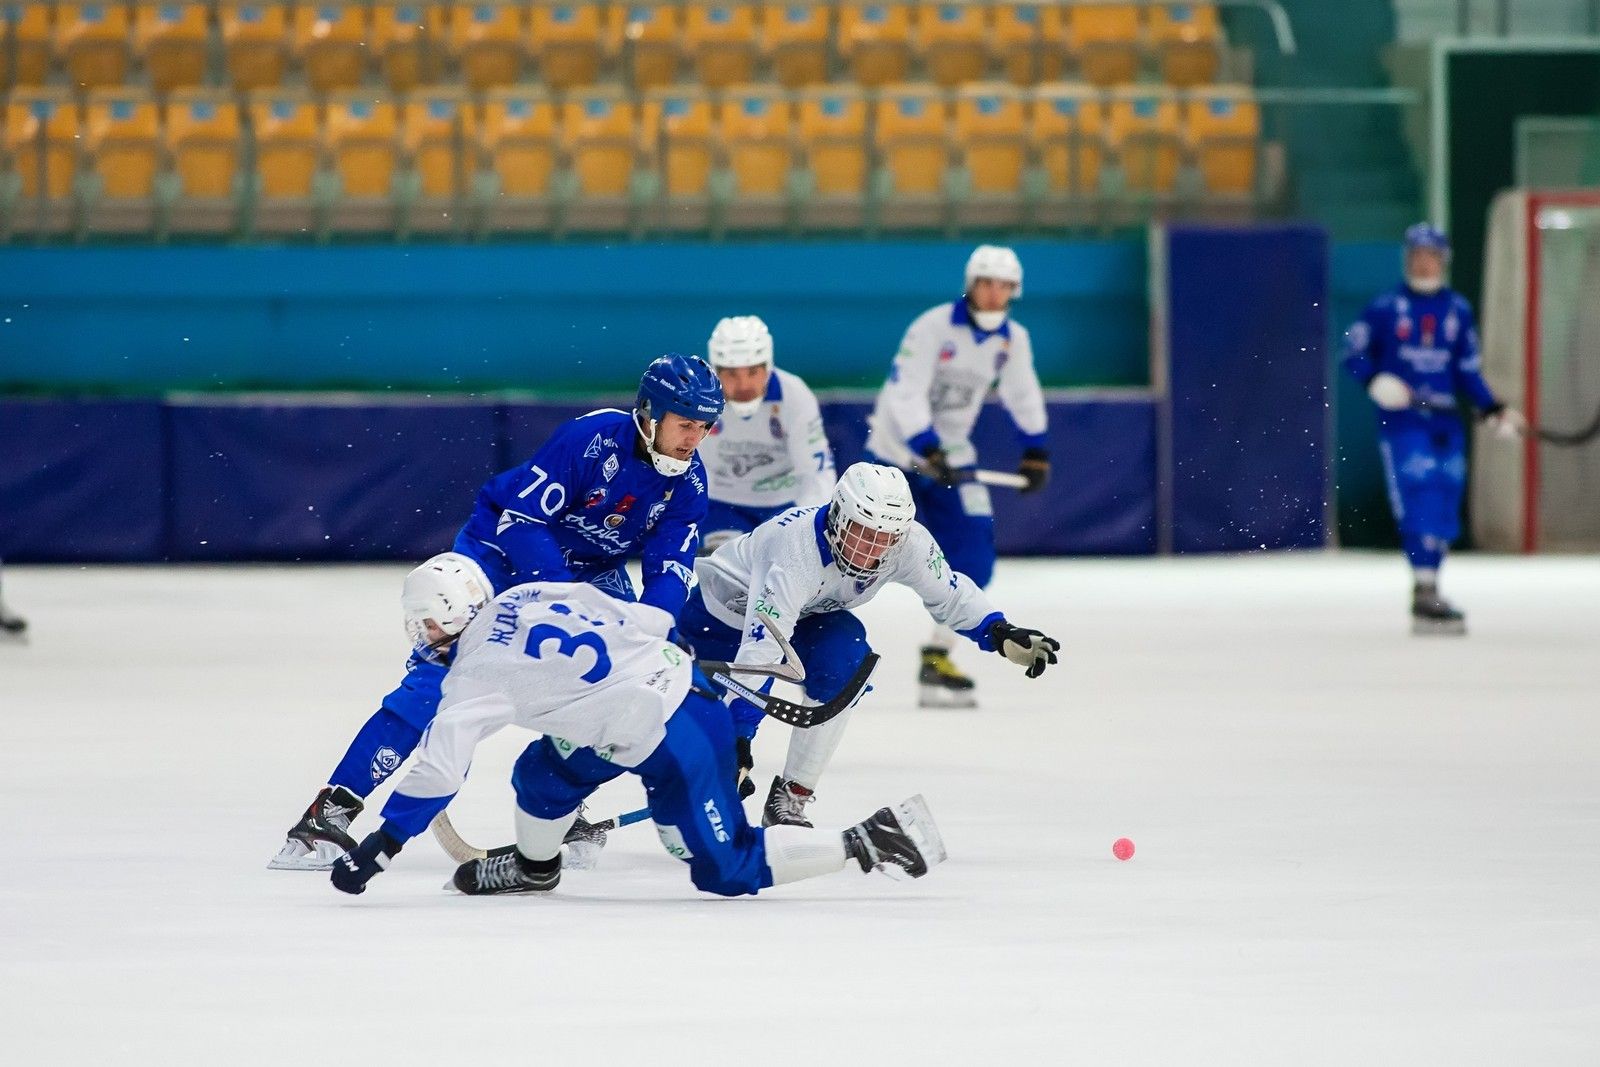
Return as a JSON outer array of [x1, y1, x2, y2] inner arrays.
[[1378, 423, 1466, 545], [633, 692, 772, 897]]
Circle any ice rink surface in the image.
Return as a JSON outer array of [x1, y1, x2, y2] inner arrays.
[[2, 552, 1598, 1064]]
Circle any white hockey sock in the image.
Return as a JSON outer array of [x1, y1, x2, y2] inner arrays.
[[1413, 567, 1439, 587], [515, 805, 579, 863], [782, 702, 855, 791], [926, 624, 958, 652], [763, 825, 848, 885]]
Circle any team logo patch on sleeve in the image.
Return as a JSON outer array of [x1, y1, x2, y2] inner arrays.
[[370, 746, 402, 781]]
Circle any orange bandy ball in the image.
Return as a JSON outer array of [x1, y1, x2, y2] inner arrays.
[[1112, 838, 1135, 861]]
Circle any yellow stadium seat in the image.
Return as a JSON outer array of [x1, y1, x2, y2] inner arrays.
[[1107, 94, 1182, 194], [684, 4, 757, 90], [1186, 91, 1258, 196], [529, 4, 604, 90], [133, 4, 208, 92], [873, 86, 947, 197], [1031, 86, 1106, 198], [403, 92, 471, 200], [762, 4, 829, 88], [167, 92, 242, 202], [653, 91, 716, 201], [1150, 3, 1221, 87], [448, 2, 525, 92], [4, 92, 80, 216], [990, 4, 1056, 85], [84, 91, 161, 200], [56, 3, 132, 90], [561, 93, 644, 198], [326, 96, 399, 200], [221, 3, 290, 90], [293, 4, 370, 93], [608, 5, 679, 91], [1068, 5, 1141, 87], [838, 4, 911, 87], [953, 86, 1026, 194], [480, 90, 558, 198], [370, 3, 445, 92], [797, 90, 867, 199], [1, 5, 53, 88], [250, 93, 320, 200], [718, 89, 794, 199], [916, 4, 987, 88]]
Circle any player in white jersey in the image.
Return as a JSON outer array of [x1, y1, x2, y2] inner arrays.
[[329, 556, 949, 898], [677, 462, 1060, 827], [863, 245, 1051, 708], [698, 315, 837, 552]]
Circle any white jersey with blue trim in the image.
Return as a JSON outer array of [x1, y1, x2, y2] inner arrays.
[[699, 368, 837, 510], [864, 300, 1048, 469], [694, 506, 1003, 671], [393, 583, 693, 802]]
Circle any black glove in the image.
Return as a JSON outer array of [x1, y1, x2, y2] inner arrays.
[[735, 736, 756, 800], [920, 446, 961, 488], [330, 829, 403, 895], [988, 620, 1060, 679], [1018, 447, 1050, 494]]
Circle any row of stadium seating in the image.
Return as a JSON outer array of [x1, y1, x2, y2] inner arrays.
[[2, 2, 1227, 92], [2, 83, 1273, 238]]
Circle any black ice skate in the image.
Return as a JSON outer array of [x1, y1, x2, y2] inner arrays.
[[560, 807, 609, 871], [918, 646, 977, 708], [268, 786, 364, 871], [762, 776, 815, 828], [843, 795, 948, 879], [451, 849, 561, 896], [1412, 581, 1467, 636]]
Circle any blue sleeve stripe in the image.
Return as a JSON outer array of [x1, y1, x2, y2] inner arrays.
[[959, 611, 1005, 651], [380, 791, 457, 843]]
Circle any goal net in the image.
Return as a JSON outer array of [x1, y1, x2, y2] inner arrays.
[[1475, 189, 1600, 552]]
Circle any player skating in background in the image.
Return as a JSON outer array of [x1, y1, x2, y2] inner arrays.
[[0, 560, 27, 643], [329, 567, 947, 899], [864, 244, 1050, 707], [677, 462, 1059, 828], [269, 354, 724, 870], [1342, 224, 1526, 634], [698, 315, 837, 553]]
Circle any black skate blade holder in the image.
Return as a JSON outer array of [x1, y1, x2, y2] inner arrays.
[[699, 625, 879, 729]]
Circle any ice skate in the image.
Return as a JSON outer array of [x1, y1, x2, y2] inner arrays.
[[843, 794, 947, 879], [762, 776, 815, 828], [560, 807, 608, 871], [918, 646, 977, 708], [1411, 581, 1466, 636], [0, 602, 26, 644], [268, 785, 364, 870], [451, 849, 561, 896]]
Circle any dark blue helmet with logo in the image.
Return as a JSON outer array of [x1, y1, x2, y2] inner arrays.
[[1404, 223, 1451, 257], [637, 353, 725, 426]]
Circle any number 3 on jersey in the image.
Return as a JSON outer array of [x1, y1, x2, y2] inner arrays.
[[523, 623, 612, 683]]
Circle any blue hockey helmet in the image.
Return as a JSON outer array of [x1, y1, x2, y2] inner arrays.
[[636, 353, 725, 425], [1403, 223, 1451, 257]]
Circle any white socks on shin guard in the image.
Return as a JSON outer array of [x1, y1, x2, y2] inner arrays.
[[927, 624, 958, 653], [763, 825, 849, 885], [515, 805, 578, 863], [782, 702, 855, 790]]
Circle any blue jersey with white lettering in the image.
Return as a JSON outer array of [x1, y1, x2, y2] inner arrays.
[[1342, 284, 1499, 430], [453, 409, 707, 619]]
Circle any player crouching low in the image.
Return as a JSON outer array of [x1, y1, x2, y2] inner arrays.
[[329, 563, 947, 899], [678, 461, 1060, 828]]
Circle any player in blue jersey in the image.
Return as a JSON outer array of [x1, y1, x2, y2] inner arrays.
[[1342, 224, 1526, 634], [269, 354, 725, 870], [329, 565, 947, 899]]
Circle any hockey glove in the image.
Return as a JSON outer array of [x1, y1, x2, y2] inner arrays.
[[735, 736, 756, 800], [988, 621, 1060, 679], [919, 446, 961, 488], [1018, 448, 1050, 494], [1481, 403, 1527, 441], [330, 829, 403, 895]]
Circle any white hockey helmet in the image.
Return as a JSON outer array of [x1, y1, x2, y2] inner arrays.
[[964, 244, 1023, 299], [707, 315, 775, 419], [401, 552, 492, 652], [826, 463, 916, 581]]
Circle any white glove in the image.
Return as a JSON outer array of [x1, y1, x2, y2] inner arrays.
[[1486, 406, 1527, 440], [1367, 372, 1413, 411]]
